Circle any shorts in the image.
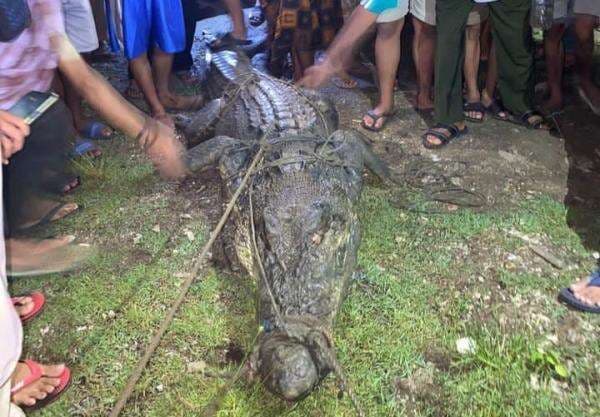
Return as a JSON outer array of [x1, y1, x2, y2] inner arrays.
[[410, 0, 488, 26], [61, 0, 99, 53], [361, 0, 408, 22], [574, 0, 600, 18], [122, 0, 185, 60]]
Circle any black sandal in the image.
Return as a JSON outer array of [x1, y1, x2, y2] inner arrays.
[[483, 100, 509, 121], [422, 123, 469, 149], [463, 101, 485, 123], [509, 110, 550, 130], [361, 110, 393, 132]]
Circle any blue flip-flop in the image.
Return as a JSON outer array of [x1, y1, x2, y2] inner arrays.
[[72, 138, 101, 159], [558, 269, 600, 314], [79, 121, 113, 140]]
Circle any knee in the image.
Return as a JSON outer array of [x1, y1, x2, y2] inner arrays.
[[377, 19, 404, 41]]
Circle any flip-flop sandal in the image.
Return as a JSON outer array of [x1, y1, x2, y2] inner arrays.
[[558, 271, 600, 314], [463, 101, 485, 123], [72, 138, 102, 159], [11, 292, 45, 324], [79, 121, 113, 140], [209, 33, 252, 51], [577, 86, 600, 116], [7, 242, 95, 277], [361, 110, 393, 132], [483, 100, 509, 121], [422, 123, 469, 149], [508, 110, 550, 130], [11, 360, 71, 411], [16, 202, 79, 233], [249, 6, 265, 26]]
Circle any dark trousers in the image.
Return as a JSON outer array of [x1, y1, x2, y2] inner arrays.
[[173, 0, 201, 72], [3, 100, 73, 236], [434, 0, 534, 125]]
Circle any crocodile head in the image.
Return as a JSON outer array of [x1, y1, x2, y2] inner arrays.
[[257, 320, 334, 401], [254, 168, 361, 400]]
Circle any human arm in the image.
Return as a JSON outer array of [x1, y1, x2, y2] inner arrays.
[[51, 34, 186, 179], [298, 5, 378, 88]]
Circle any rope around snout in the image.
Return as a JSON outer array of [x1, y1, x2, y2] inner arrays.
[[107, 147, 265, 417]]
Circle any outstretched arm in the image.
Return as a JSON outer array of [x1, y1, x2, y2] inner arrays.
[[298, 6, 378, 88], [52, 34, 186, 179]]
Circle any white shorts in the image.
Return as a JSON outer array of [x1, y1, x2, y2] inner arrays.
[[574, 0, 600, 18], [62, 0, 99, 53], [410, 0, 435, 26]]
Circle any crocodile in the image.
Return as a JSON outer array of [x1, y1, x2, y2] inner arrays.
[[187, 130, 390, 401], [178, 49, 339, 145]]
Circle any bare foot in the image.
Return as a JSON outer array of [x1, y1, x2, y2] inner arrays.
[[12, 296, 35, 317], [11, 363, 64, 407], [159, 93, 205, 112], [570, 279, 600, 307]]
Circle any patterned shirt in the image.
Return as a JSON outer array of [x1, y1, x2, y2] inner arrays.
[[0, 0, 65, 110]]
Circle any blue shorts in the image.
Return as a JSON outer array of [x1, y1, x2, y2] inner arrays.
[[122, 0, 185, 60]]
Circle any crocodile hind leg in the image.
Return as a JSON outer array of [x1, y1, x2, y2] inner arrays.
[[179, 98, 225, 145], [187, 135, 243, 172], [330, 130, 391, 182]]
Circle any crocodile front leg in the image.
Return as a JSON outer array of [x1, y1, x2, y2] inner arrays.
[[186, 135, 242, 172]]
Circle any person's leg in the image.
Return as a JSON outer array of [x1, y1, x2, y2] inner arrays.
[[489, 0, 535, 117], [481, 41, 508, 120], [363, 18, 405, 130], [292, 49, 314, 82], [543, 23, 567, 112], [424, 0, 472, 142], [130, 53, 171, 125], [464, 22, 483, 120], [173, 0, 199, 75], [412, 17, 436, 110], [574, 14, 600, 108]]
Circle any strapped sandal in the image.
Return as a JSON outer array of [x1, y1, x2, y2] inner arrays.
[[72, 138, 102, 159], [483, 100, 509, 121], [463, 101, 485, 123], [509, 110, 550, 130], [422, 123, 469, 149], [12, 292, 45, 323], [361, 110, 393, 132], [558, 270, 600, 314], [11, 360, 71, 411], [79, 121, 113, 140]]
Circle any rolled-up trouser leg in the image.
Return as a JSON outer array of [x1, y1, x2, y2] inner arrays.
[[434, 0, 473, 125], [0, 380, 25, 417], [489, 0, 533, 115]]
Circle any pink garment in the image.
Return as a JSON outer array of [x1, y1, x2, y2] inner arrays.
[[0, 0, 65, 110]]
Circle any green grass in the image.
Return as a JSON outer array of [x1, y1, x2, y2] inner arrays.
[[10, 134, 599, 417]]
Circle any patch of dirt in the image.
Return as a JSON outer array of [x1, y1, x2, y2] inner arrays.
[[393, 365, 448, 417]]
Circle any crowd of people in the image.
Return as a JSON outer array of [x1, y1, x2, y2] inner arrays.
[[0, 0, 598, 415]]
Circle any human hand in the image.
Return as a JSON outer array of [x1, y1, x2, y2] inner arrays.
[[0, 110, 29, 164], [298, 59, 337, 89], [137, 118, 187, 180]]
